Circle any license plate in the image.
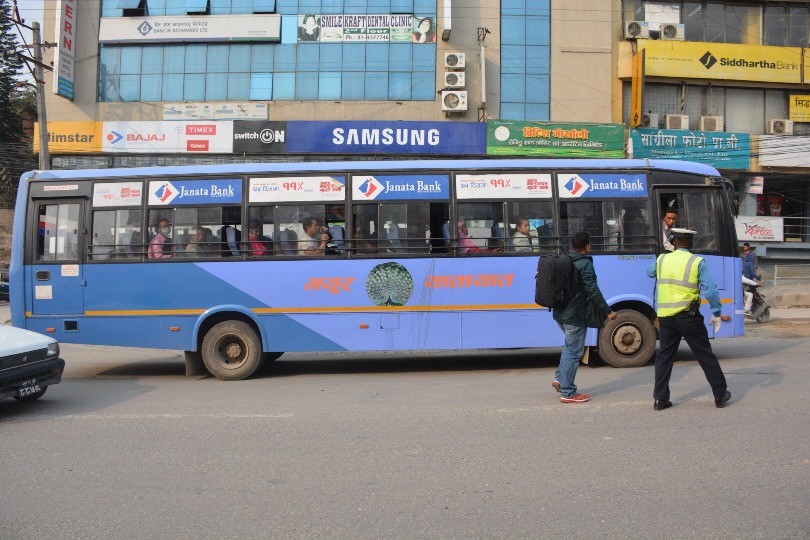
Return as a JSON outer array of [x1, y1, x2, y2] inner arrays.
[[17, 379, 42, 397]]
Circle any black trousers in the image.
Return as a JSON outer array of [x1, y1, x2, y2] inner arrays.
[[654, 311, 727, 401]]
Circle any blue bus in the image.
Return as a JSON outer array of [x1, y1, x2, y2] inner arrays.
[[11, 159, 743, 380]]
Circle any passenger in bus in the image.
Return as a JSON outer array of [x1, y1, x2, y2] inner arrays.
[[184, 228, 208, 257], [246, 221, 272, 257], [352, 225, 377, 255], [662, 208, 677, 251], [148, 219, 173, 259], [622, 207, 648, 249], [508, 216, 534, 253], [219, 224, 241, 257], [457, 220, 478, 252], [300, 217, 329, 255]]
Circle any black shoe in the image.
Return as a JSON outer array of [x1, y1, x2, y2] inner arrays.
[[654, 399, 672, 411], [715, 390, 731, 408]]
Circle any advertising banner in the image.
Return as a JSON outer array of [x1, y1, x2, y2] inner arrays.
[[638, 40, 802, 84], [34, 121, 103, 153], [486, 121, 624, 158], [630, 128, 750, 169], [233, 121, 287, 154], [147, 179, 242, 206], [286, 121, 485, 155], [93, 182, 143, 207], [53, 0, 77, 100], [352, 175, 450, 201], [456, 174, 552, 200], [98, 14, 280, 43], [163, 102, 268, 121], [249, 176, 345, 202], [789, 94, 810, 122], [759, 135, 810, 167], [296, 14, 422, 43], [102, 121, 234, 153], [735, 216, 784, 242], [557, 173, 648, 199]]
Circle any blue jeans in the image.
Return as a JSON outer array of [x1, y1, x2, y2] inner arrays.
[[555, 323, 587, 398]]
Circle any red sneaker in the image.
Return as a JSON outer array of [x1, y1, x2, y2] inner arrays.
[[560, 393, 590, 403]]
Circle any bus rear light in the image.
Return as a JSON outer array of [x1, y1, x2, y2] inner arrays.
[[359, 324, 369, 329], [170, 326, 180, 332]]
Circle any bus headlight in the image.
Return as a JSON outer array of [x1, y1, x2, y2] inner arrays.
[[47, 342, 60, 359]]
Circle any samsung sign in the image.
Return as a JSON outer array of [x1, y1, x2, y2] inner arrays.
[[286, 121, 486, 155]]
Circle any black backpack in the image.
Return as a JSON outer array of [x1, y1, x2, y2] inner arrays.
[[535, 254, 574, 309]]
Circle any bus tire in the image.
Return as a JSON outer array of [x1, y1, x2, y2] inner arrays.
[[597, 309, 656, 368], [201, 321, 264, 381]]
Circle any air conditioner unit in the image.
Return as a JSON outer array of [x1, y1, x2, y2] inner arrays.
[[444, 52, 466, 69], [699, 115, 724, 131], [767, 119, 794, 135], [441, 90, 468, 112], [624, 21, 650, 40], [665, 114, 689, 130], [659, 23, 685, 40], [641, 113, 659, 129], [444, 71, 466, 88]]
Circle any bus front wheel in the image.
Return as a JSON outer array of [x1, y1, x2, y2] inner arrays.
[[201, 321, 264, 381], [597, 309, 656, 368]]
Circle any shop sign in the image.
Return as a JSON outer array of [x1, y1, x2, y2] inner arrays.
[[102, 121, 234, 153], [789, 95, 810, 122], [53, 0, 77, 100], [486, 121, 624, 158], [759, 135, 810, 167], [98, 14, 280, 43], [163, 102, 268, 121], [735, 216, 783, 242], [638, 40, 802, 84], [147, 178, 242, 206], [630, 128, 750, 169], [286, 121, 485, 155], [34, 121, 103, 153], [233, 121, 287, 154]]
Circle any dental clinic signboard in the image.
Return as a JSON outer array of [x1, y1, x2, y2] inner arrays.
[[285, 121, 486, 155], [486, 121, 624, 158], [630, 128, 750, 169]]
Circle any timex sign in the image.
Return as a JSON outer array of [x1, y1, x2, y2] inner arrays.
[[233, 121, 287, 154]]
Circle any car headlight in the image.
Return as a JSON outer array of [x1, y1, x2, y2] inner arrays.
[[47, 342, 60, 358]]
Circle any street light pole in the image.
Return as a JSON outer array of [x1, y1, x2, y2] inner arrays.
[[32, 22, 49, 170]]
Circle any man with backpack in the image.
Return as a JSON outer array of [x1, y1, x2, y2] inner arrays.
[[550, 232, 616, 403]]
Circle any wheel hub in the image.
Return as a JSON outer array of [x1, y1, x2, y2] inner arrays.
[[224, 342, 243, 359], [612, 325, 642, 355]]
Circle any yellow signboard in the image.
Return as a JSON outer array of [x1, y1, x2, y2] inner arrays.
[[630, 50, 645, 128], [789, 95, 810, 122], [638, 40, 802, 84], [34, 122, 103, 154]]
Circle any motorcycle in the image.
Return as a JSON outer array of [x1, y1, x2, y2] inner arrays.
[[745, 285, 771, 323]]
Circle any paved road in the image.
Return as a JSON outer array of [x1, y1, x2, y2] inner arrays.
[[1, 319, 808, 539]]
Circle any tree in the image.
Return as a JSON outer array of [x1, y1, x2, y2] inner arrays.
[[0, 0, 35, 208]]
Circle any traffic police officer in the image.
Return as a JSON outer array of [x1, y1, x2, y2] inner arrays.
[[647, 228, 731, 410]]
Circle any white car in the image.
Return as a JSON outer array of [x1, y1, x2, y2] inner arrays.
[[0, 324, 64, 401]]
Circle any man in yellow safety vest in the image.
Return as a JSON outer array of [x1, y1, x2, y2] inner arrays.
[[646, 228, 731, 411]]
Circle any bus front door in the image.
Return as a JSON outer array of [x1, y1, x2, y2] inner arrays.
[[29, 200, 86, 316]]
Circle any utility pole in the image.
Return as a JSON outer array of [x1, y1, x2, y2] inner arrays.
[[32, 22, 49, 170]]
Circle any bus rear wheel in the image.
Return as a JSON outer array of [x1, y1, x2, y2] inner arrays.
[[201, 321, 263, 381], [597, 309, 656, 368]]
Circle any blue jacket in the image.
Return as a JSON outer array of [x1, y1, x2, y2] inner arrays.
[[742, 252, 760, 281]]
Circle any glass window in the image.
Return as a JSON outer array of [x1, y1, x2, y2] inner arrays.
[[526, 73, 549, 101], [231, 0, 253, 14], [320, 44, 342, 71], [365, 72, 388, 100], [322, 0, 341, 14], [661, 191, 719, 252], [615, 201, 653, 251], [141, 74, 162, 101], [343, 43, 365, 71], [273, 72, 296, 99], [388, 72, 412, 100], [501, 74, 525, 103], [246, 207, 275, 257], [297, 43, 320, 70], [36, 203, 81, 262], [788, 7, 809, 47], [163, 46, 185, 73], [344, 0, 367, 11], [251, 44, 274, 71], [413, 44, 434, 71], [507, 201, 556, 253], [366, 43, 389, 71], [525, 47, 548, 73], [706, 3, 725, 42], [683, 1, 703, 41], [120, 47, 142, 75], [211, 0, 232, 15], [91, 209, 143, 260], [502, 17, 526, 46], [379, 203, 431, 255], [142, 47, 163, 74], [367, 0, 389, 14], [250, 73, 273, 100], [501, 45, 526, 73], [182, 73, 205, 101], [391, 0, 412, 13], [389, 43, 412, 68], [207, 45, 229, 72], [229, 44, 251, 72], [319, 72, 342, 100], [296, 72, 319, 99], [275, 205, 330, 256], [559, 201, 606, 250], [206, 73, 228, 100], [457, 202, 504, 253], [414, 0, 436, 14], [100, 47, 121, 75], [342, 72, 365, 99], [228, 72, 251, 100], [274, 44, 297, 71], [186, 45, 207, 73], [165, 0, 189, 15], [526, 16, 549, 46], [500, 102, 526, 121], [119, 75, 141, 101], [411, 71, 435, 101], [726, 4, 758, 45], [253, 0, 276, 12], [185, 0, 208, 12], [525, 103, 549, 121]]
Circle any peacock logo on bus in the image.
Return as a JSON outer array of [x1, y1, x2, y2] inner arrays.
[[357, 177, 384, 200], [153, 182, 177, 204]]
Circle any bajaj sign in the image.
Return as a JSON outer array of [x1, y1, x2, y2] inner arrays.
[[233, 121, 287, 154], [639, 40, 803, 84]]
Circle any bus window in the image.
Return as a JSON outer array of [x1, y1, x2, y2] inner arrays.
[[618, 202, 653, 251], [457, 202, 502, 253], [90, 209, 142, 260], [507, 201, 555, 253], [559, 201, 605, 249], [379, 203, 431, 255], [36, 203, 80, 262], [351, 204, 379, 256], [661, 192, 721, 252], [274, 205, 331, 256], [246, 206, 275, 257]]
